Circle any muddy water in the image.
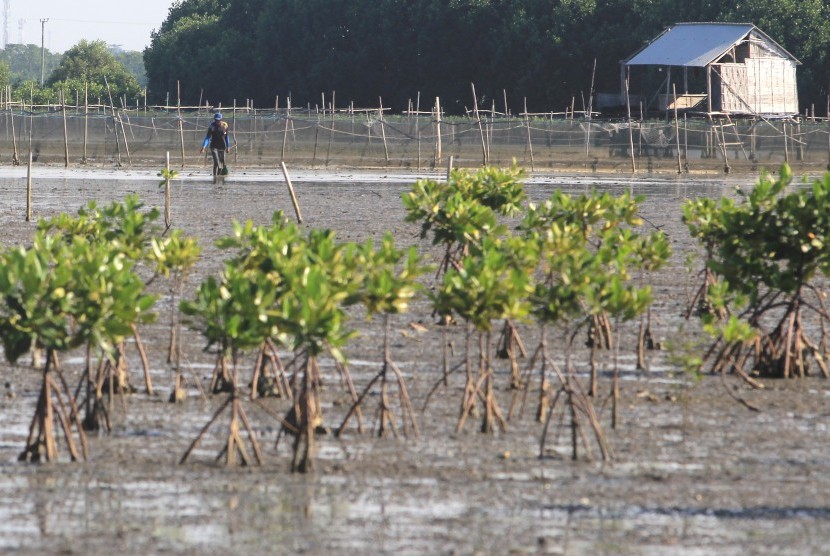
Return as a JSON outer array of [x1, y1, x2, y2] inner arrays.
[[1, 167, 829, 554]]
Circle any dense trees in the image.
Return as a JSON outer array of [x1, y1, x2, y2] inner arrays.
[[144, 0, 830, 113], [47, 40, 142, 101]]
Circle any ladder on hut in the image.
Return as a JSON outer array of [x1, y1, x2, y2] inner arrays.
[[708, 114, 749, 173]]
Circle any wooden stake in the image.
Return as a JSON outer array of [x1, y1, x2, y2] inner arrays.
[[625, 74, 637, 173], [82, 82, 88, 164], [26, 151, 32, 221], [379, 97, 389, 164], [177, 81, 185, 168], [471, 83, 487, 166], [434, 97, 442, 167], [281, 97, 290, 161], [61, 90, 69, 167], [673, 85, 682, 174], [10, 95, 19, 165], [165, 151, 171, 227], [446, 155, 454, 181], [416, 91, 421, 170], [280, 162, 303, 224], [524, 97, 534, 171], [104, 78, 122, 166]]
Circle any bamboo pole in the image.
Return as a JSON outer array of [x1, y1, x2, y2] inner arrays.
[[416, 91, 421, 170], [281, 97, 290, 161], [673, 85, 681, 174], [82, 82, 88, 164], [326, 91, 335, 166], [232, 99, 238, 164], [26, 151, 32, 222], [10, 95, 19, 166], [434, 97, 442, 167], [524, 97, 535, 171], [683, 113, 689, 172], [104, 77, 122, 166], [280, 162, 303, 224], [61, 90, 69, 167], [165, 151, 171, 228], [471, 83, 488, 166], [625, 74, 636, 173], [177, 81, 185, 168], [379, 97, 389, 164]]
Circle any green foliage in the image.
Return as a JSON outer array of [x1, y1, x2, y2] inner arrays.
[[684, 164, 830, 304], [188, 211, 424, 363], [403, 165, 524, 258], [148, 230, 202, 279], [47, 40, 142, 101], [143, 0, 830, 112], [433, 235, 536, 332], [357, 233, 428, 316], [522, 190, 670, 327], [684, 164, 830, 378], [0, 230, 155, 363]]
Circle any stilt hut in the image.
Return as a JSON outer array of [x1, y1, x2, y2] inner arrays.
[[622, 23, 800, 117]]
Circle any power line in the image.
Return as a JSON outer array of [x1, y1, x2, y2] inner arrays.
[[49, 18, 157, 26]]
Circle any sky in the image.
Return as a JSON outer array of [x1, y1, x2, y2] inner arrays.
[[8, 0, 176, 53]]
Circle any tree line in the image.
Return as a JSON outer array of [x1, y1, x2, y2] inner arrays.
[[0, 41, 146, 106], [143, 0, 830, 114]]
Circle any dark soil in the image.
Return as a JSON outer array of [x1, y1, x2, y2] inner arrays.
[[1, 167, 829, 555]]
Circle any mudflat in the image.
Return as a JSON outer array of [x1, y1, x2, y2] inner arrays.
[[0, 167, 828, 555]]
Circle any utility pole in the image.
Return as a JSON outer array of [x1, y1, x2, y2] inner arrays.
[[40, 18, 48, 86]]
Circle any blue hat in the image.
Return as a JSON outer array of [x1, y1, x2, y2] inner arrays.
[[214, 112, 222, 120]]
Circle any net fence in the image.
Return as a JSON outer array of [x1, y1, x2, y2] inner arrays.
[[5, 107, 829, 173]]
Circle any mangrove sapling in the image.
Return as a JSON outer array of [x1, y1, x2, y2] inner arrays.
[[402, 165, 525, 277], [519, 190, 670, 398], [404, 165, 532, 389], [432, 235, 536, 433], [39, 195, 165, 395], [337, 234, 427, 438], [147, 230, 202, 402], [210, 213, 366, 471], [180, 266, 274, 466], [0, 233, 155, 461], [684, 164, 830, 380]]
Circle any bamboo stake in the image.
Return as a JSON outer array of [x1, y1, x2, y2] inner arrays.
[[471, 83, 487, 166], [379, 97, 389, 164], [61, 90, 69, 167], [446, 155, 454, 181], [10, 97, 19, 165], [673, 85, 682, 174], [165, 152, 171, 227], [177, 81, 185, 168], [82, 82, 88, 164], [232, 99, 238, 164], [104, 77, 123, 166], [625, 74, 636, 173], [280, 162, 303, 224], [434, 96, 442, 167], [524, 97, 535, 171], [326, 91, 335, 166], [281, 97, 290, 161], [416, 91, 421, 170], [26, 151, 32, 222]]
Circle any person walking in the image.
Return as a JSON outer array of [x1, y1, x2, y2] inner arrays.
[[200, 112, 232, 177]]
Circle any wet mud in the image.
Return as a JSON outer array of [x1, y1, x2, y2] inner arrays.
[[1, 167, 829, 554]]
